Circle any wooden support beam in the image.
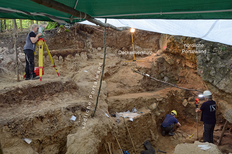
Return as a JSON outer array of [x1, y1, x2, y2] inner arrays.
[[123, 118, 136, 154], [115, 136, 124, 154], [30, 0, 129, 31], [12, 19, 19, 82], [0, 19, 2, 32], [111, 143, 114, 154], [108, 142, 112, 154], [0, 142, 3, 154], [20, 19, 23, 32], [218, 121, 228, 145], [3, 20, 6, 30], [104, 143, 110, 154]]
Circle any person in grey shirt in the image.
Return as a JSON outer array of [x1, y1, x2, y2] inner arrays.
[[23, 24, 42, 80]]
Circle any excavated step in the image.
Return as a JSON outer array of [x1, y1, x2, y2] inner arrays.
[[0, 78, 102, 154], [0, 77, 78, 109], [107, 87, 180, 113], [0, 99, 87, 127], [0, 99, 86, 154]]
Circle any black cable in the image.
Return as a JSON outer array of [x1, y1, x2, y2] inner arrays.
[[132, 68, 202, 93]]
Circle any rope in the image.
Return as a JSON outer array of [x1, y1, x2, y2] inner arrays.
[[92, 18, 107, 117], [131, 68, 202, 93]]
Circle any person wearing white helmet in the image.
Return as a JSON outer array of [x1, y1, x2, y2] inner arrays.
[[161, 110, 181, 136], [196, 90, 216, 143]]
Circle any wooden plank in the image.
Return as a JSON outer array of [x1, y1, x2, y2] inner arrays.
[[218, 121, 228, 145]]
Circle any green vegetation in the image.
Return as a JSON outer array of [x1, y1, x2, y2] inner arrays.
[[0, 19, 47, 32], [45, 22, 58, 30], [0, 19, 70, 33]]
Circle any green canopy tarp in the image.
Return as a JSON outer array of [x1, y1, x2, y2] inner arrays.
[[1, 0, 232, 23]]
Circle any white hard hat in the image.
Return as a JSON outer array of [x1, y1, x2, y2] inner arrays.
[[203, 90, 212, 97]]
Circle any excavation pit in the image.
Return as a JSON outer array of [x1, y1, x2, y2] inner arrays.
[[0, 24, 232, 154]]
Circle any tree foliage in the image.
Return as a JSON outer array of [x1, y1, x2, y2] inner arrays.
[[45, 22, 58, 30], [0, 19, 47, 32]]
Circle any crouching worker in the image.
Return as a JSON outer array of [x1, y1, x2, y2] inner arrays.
[[161, 110, 181, 136]]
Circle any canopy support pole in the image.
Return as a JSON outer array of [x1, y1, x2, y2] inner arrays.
[[12, 19, 19, 82], [92, 18, 107, 117]]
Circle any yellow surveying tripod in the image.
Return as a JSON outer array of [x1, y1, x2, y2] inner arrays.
[[23, 38, 59, 81], [35, 38, 59, 81]]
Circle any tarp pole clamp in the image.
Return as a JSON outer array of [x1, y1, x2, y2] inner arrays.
[[69, 17, 73, 23]]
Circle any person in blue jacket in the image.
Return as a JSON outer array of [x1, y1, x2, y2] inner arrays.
[[161, 110, 181, 136]]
